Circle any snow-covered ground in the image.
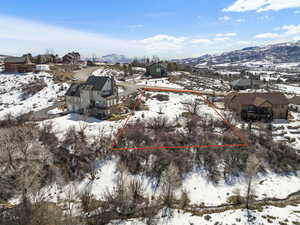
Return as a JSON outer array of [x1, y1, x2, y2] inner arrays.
[[137, 78, 184, 89], [183, 171, 300, 206], [110, 205, 300, 225], [35, 157, 300, 207], [134, 91, 218, 122], [275, 83, 300, 95], [92, 67, 124, 77], [0, 72, 69, 119], [40, 113, 122, 140]]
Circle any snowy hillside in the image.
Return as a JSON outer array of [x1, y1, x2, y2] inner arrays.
[[175, 41, 300, 65], [0, 72, 69, 119]]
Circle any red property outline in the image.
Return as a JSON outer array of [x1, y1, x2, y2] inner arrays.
[[111, 87, 249, 150]]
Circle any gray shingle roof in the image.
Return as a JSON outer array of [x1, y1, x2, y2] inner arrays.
[[225, 92, 288, 106], [65, 84, 81, 97], [65, 76, 112, 97], [84, 76, 110, 91], [4, 57, 26, 63], [230, 79, 261, 87]]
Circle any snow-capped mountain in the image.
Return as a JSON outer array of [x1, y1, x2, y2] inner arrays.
[[98, 54, 132, 64], [174, 41, 300, 65]]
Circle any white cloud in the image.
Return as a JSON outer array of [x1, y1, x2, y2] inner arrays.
[[295, 10, 300, 14], [236, 18, 246, 23], [216, 32, 237, 37], [224, 0, 300, 12], [255, 33, 280, 39], [139, 34, 187, 53], [255, 24, 300, 42], [218, 16, 231, 21], [214, 37, 230, 41], [190, 38, 212, 44], [128, 24, 144, 29], [0, 14, 140, 57], [280, 24, 300, 35]]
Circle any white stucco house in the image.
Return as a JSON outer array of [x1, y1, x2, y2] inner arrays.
[[65, 75, 118, 118]]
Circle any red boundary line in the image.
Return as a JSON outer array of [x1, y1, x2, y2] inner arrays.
[[110, 87, 249, 150]]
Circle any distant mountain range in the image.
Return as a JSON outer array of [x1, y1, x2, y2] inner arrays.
[[173, 41, 300, 65], [98, 54, 132, 64]]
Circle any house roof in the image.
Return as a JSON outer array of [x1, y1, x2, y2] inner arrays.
[[4, 55, 33, 64], [65, 84, 81, 97], [230, 79, 261, 87], [253, 96, 269, 107], [66, 76, 113, 97], [147, 62, 167, 69], [289, 96, 300, 105], [225, 92, 288, 107], [84, 76, 110, 91], [5, 57, 27, 63]]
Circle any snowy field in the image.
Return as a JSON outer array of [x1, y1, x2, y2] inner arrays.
[[38, 158, 300, 206], [134, 91, 219, 122], [92, 66, 124, 77], [275, 83, 300, 95], [137, 77, 184, 89], [40, 113, 122, 140], [110, 205, 300, 225], [0, 72, 69, 119]]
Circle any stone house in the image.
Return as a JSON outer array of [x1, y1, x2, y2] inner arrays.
[[144, 62, 167, 78], [65, 76, 118, 118], [224, 92, 288, 121], [4, 56, 35, 73]]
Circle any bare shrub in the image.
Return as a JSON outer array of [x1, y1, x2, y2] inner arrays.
[[152, 94, 169, 102]]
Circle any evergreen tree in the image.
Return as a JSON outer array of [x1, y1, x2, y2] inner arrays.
[[123, 64, 128, 77], [128, 64, 133, 76]]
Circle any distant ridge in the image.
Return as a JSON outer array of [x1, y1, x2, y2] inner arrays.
[[173, 40, 300, 65]]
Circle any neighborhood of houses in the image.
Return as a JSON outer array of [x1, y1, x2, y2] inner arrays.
[[1, 51, 300, 225], [1, 52, 300, 137]]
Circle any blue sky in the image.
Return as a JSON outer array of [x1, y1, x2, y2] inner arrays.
[[1, 0, 300, 58]]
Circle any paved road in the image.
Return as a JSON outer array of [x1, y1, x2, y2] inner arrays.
[[73, 66, 101, 82]]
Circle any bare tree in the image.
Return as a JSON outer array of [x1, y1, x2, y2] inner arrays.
[[245, 152, 260, 222], [182, 99, 202, 115]]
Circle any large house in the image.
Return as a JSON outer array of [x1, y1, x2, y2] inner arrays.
[[65, 76, 118, 118], [224, 92, 288, 121], [230, 78, 262, 90], [144, 62, 167, 78], [33, 54, 61, 64], [4, 56, 35, 73], [63, 52, 81, 64]]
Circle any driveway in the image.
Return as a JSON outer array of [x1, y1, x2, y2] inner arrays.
[[73, 66, 101, 82]]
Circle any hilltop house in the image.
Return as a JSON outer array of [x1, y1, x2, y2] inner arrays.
[[63, 52, 81, 64], [230, 78, 262, 90], [4, 56, 35, 73], [65, 76, 118, 118], [144, 62, 167, 78], [33, 54, 61, 64], [224, 92, 288, 121]]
